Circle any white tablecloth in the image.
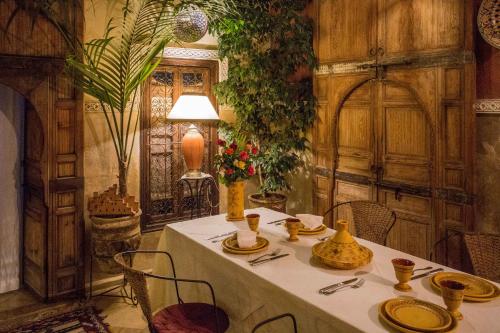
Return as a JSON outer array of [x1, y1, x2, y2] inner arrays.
[[150, 208, 500, 333]]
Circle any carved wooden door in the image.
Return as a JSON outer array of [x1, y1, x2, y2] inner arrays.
[[141, 59, 218, 232], [316, 0, 378, 64], [335, 80, 434, 258], [23, 103, 48, 296]]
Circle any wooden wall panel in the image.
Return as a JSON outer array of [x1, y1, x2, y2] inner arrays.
[[0, 0, 84, 300], [313, 0, 475, 267]]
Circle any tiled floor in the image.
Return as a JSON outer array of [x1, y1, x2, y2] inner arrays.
[[0, 230, 162, 332]]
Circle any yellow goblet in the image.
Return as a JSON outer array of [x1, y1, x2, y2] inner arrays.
[[440, 280, 465, 320], [246, 213, 260, 234], [392, 258, 415, 291], [285, 218, 301, 242]]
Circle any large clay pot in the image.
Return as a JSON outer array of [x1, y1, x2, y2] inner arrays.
[[90, 210, 142, 274], [248, 193, 287, 213], [226, 181, 245, 221]]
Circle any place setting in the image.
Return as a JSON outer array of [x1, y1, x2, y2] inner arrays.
[[220, 213, 290, 266]]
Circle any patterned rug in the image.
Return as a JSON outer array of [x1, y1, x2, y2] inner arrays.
[[4, 306, 110, 333]]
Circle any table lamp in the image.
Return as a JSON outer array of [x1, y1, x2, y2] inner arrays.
[[167, 93, 219, 177]]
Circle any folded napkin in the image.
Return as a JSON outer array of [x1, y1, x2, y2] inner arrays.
[[237, 230, 257, 248], [296, 214, 323, 230]]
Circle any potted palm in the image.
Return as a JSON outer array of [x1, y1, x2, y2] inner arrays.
[[210, 0, 316, 212], [66, 0, 229, 273]]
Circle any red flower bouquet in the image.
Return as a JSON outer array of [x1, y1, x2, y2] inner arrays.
[[214, 140, 258, 185]]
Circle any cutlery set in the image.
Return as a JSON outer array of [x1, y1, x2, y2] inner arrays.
[[208, 230, 237, 242], [247, 249, 289, 266], [318, 278, 365, 295]]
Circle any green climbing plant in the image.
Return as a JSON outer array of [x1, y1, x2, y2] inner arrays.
[[210, 0, 317, 195]]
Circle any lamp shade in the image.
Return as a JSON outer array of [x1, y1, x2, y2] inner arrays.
[[167, 94, 219, 122]]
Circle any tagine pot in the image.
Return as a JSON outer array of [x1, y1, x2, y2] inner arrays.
[[312, 219, 373, 269]]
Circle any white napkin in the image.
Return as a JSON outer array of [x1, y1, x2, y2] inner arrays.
[[296, 214, 323, 230], [237, 230, 257, 248]]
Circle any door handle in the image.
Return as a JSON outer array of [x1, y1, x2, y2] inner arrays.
[[369, 48, 377, 56], [395, 188, 402, 201]]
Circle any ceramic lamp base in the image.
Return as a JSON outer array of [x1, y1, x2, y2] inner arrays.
[[182, 124, 204, 177]]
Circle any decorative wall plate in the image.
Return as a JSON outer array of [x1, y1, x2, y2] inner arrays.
[[478, 0, 500, 49]]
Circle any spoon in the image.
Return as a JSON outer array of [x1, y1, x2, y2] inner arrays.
[[248, 248, 282, 263], [412, 266, 433, 275]]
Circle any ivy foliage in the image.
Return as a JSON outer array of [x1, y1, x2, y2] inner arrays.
[[210, 0, 317, 195]]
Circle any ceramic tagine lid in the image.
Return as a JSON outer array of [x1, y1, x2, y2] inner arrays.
[[312, 220, 373, 269]]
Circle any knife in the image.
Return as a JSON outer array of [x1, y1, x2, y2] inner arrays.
[[267, 219, 287, 225], [250, 253, 290, 266], [411, 268, 444, 280], [319, 278, 358, 294]]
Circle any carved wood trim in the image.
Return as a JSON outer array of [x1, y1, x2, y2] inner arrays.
[[474, 99, 500, 114]]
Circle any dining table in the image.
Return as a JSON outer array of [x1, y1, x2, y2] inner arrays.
[[150, 207, 500, 332]]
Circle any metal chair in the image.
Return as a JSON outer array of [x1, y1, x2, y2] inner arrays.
[[431, 230, 500, 283], [114, 250, 229, 333], [252, 313, 298, 333], [323, 200, 396, 246]]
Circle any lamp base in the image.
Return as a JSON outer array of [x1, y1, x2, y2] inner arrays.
[[182, 124, 204, 177]]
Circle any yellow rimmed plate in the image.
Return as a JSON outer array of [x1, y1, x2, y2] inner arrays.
[[284, 223, 327, 235], [299, 224, 327, 235], [383, 298, 452, 332], [222, 236, 269, 255], [379, 299, 458, 333], [430, 272, 500, 302]]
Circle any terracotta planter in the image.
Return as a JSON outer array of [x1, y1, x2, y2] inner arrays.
[[248, 193, 287, 213], [90, 210, 142, 274], [226, 181, 245, 221]]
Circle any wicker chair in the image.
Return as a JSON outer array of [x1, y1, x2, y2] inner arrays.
[[323, 200, 396, 246], [114, 250, 229, 333], [463, 233, 500, 283], [431, 231, 500, 283], [252, 313, 298, 333]]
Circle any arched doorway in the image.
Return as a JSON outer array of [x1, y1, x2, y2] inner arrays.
[[333, 79, 435, 259], [0, 84, 25, 293], [0, 83, 46, 295]]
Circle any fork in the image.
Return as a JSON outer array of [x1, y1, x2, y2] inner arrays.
[[248, 248, 282, 263], [321, 278, 365, 295]]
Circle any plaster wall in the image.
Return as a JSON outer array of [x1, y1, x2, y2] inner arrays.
[[0, 84, 24, 293], [82, 1, 313, 238], [474, 0, 500, 235]]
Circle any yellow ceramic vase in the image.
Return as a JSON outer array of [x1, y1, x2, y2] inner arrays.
[[226, 180, 245, 221]]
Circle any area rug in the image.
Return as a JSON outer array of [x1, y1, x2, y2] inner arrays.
[[3, 306, 110, 333]]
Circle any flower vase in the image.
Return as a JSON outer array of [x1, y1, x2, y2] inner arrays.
[[226, 180, 245, 221]]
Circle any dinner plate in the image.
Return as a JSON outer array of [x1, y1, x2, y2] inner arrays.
[[430, 272, 500, 302], [222, 236, 269, 254], [379, 299, 458, 333], [298, 224, 327, 235], [383, 298, 452, 332]]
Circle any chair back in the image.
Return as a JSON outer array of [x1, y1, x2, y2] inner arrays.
[[252, 313, 297, 333], [114, 252, 154, 323], [349, 200, 396, 246], [463, 233, 500, 283]]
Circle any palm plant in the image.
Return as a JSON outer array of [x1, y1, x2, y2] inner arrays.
[[66, 0, 230, 198]]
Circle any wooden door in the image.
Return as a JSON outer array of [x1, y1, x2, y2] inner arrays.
[[141, 59, 218, 232], [23, 103, 48, 296], [376, 81, 433, 258], [314, 0, 378, 64], [335, 79, 434, 258], [378, 0, 466, 60]]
